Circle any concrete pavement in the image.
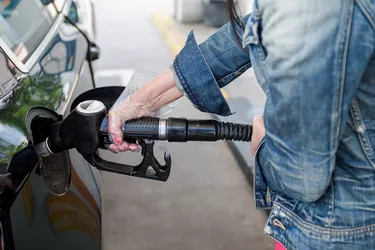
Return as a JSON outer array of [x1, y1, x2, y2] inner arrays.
[[95, 1, 273, 249]]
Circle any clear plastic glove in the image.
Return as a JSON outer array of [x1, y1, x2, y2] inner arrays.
[[107, 73, 176, 153]]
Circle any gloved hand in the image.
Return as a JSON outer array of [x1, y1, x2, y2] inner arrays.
[[107, 94, 156, 153], [107, 71, 180, 153]]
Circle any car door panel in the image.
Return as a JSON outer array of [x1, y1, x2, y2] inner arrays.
[[0, 1, 101, 249]]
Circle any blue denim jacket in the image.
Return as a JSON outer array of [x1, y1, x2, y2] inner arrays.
[[172, 0, 375, 249]]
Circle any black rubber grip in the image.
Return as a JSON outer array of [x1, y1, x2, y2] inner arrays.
[[121, 117, 160, 140]]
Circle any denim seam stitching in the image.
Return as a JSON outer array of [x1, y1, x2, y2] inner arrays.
[[355, 0, 375, 31], [173, 59, 203, 111], [247, 45, 269, 95], [349, 101, 375, 169], [274, 203, 375, 237], [328, 181, 335, 228], [254, 140, 272, 209], [217, 62, 252, 86], [196, 42, 227, 112], [331, 0, 349, 151], [263, 210, 291, 250], [334, 0, 352, 147], [243, 15, 267, 62], [351, 100, 375, 158], [327, 0, 353, 228]]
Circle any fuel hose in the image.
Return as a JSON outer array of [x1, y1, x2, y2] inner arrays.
[[100, 117, 253, 142]]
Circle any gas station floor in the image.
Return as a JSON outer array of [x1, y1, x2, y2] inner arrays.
[[101, 98, 273, 250]]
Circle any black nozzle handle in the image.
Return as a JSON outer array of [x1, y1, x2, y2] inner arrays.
[[35, 100, 107, 157], [121, 117, 161, 140]]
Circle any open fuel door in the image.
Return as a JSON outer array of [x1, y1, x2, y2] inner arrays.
[[27, 86, 171, 182]]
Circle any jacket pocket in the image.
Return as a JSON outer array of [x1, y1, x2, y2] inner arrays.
[[349, 99, 375, 169]]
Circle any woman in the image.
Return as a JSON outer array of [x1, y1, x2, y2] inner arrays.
[[108, 0, 375, 249]]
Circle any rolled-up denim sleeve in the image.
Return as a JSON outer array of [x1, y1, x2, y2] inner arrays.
[[172, 15, 251, 116]]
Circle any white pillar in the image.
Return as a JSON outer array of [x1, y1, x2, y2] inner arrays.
[[175, 0, 204, 23]]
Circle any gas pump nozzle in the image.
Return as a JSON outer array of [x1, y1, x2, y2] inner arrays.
[[34, 100, 252, 182]]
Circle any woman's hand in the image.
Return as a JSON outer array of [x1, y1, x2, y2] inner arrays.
[[107, 95, 154, 153], [107, 70, 183, 153], [251, 115, 266, 155]]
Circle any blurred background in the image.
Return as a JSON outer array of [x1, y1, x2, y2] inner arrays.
[[95, 0, 271, 249]]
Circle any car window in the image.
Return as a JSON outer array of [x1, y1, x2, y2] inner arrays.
[[0, 0, 59, 63]]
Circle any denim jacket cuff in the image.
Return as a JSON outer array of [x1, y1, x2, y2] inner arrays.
[[172, 31, 232, 116], [170, 64, 191, 101], [254, 138, 274, 209]]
